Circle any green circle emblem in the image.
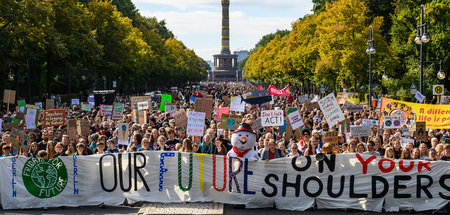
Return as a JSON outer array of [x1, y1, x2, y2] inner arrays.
[[22, 158, 68, 198]]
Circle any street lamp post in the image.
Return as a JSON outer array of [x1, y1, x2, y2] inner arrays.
[[366, 25, 376, 107], [415, 4, 430, 93]]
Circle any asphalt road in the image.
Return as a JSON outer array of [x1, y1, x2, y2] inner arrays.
[[1, 204, 448, 215]]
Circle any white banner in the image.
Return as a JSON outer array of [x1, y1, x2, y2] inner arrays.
[[383, 116, 402, 129], [0, 153, 449, 211], [261, 110, 284, 127], [318, 93, 345, 126]]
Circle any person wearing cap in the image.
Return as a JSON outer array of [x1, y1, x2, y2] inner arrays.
[[0, 145, 13, 157]]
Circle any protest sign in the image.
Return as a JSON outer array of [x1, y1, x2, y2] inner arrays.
[[174, 109, 188, 131], [160, 94, 172, 111], [117, 123, 129, 145], [100, 105, 113, 116], [304, 102, 320, 111], [165, 104, 177, 117], [11, 128, 29, 150], [383, 116, 402, 129], [187, 111, 205, 136], [137, 101, 149, 110], [18, 100, 26, 112], [0, 119, 2, 133], [346, 104, 364, 112], [400, 138, 415, 148], [25, 104, 39, 125], [362, 119, 378, 126], [43, 109, 65, 127], [340, 118, 351, 133], [214, 107, 229, 121], [88, 95, 95, 106], [94, 91, 115, 105], [318, 93, 345, 126], [81, 102, 91, 111], [71, 99, 80, 105], [77, 119, 90, 137], [380, 97, 450, 129], [440, 95, 450, 104], [133, 109, 147, 125], [252, 117, 263, 131], [67, 119, 77, 142], [46, 99, 54, 110], [298, 95, 309, 104], [14, 112, 24, 122], [261, 110, 284, 127], [34, 102, 43, 110], [194, 98, 213, 119], [415, 91, 424, 103], [286, 108, 303, 130], [130, 96, 152, 108], [220, 114, 243, 130], [415, 122, 426, 141], [350, 125, 371, 137], [24, 115, 36, 129], [3, 89, 16, 104], [2, 122, 19, 131], [322, 131, 338, 144], [230, 96, 245, 112]]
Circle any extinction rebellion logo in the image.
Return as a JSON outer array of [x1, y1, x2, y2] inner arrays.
[[22, 158, 68, 198]]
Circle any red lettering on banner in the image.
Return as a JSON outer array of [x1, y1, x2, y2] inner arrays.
[[378, 159, 395, 173], [418, 161, 431, 172], [399, 160, 414, 172], [355, 154, 376, 174]]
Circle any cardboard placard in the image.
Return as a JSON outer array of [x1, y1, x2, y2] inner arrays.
[[350, 125, 371, 137], [137, 101, 149, 110], [43, 109, 66, 127], [415, 122, 426, 141], [133, 109, 147, 125], [100, 105, 113, 116], [286, 108, 303, 130], [46, 99, 55, 110], [25, 104, 40, 125], [304, 102, 320, 111], [252, 117, 263, 131], [165, 104, 177, 117], [261, 110, 284, 127], [322, 131, 338, 144], [112, 103, 124, 120], [230, 96, 245, 112], [3, 89, 16, 104], [220, 114, 243, 130], [3, 122, 19, 131], [118, 123, 129, 145], [174, 109, 188, 131], [77, 119, 90, 137], [67, 119, 77, 142], [194, 98, 213, 119], [383, 116, 402, 129], [81, 102, 91, 111], [131, 96, 152, 108]]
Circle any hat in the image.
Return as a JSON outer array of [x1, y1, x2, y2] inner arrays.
[[302, 128, 311, 135], [234, 123, 255, 134]]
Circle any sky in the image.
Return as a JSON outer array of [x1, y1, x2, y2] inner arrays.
[[132, 0, 313, 61]]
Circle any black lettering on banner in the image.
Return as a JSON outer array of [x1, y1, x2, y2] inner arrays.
[[282, 174, 301, 197], [291, 156, 311, 171], [327, 175, 345, 198], [394, 175, 412, 198], [99, 154, 117, 192], [417, 175, 433, 198], [303, 176, 323, 197], [118, 153, 132, 192], [134, 152, 150, 191], [372, 176, 388, 198], [350, 175, 367, 198], [262, 174, 278, 197], [319, 154, 336, 173], [439, 174, 450, 200]]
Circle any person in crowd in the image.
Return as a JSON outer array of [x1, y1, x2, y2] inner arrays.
[[0, 145, 13, 158], [38, 150, 48, 160], [66, 142, 77, 156], [179, 138, 194, 152], [165, 128, 180, 151], [344, 140, 357, 153], [75, 143, 88, 156], [139, 138, 152, 151], [298, 128, 311, 152], [412, 148, 421, 159], [304, 136, 320, 156], [440, 144, 450, 161], [106, 139, 119, 154], [287, 142, 301, 157], [155, 136, 169, 151], [400, 147, 412, 159], [46, 141, 56, 159], [53, 142, 67, 157], [419, 143, 429, 160], [261, 139, 284, 160], [213, 137, 227, 155], [341, 143, 348, 152], [27, 142, 40, 158], [392, 140, 402, 159], [197, 134, 215, 154], [356, 143, 366, 153], [278, 142, 289, 156], [384, 147, 395, 159], [96, 142, 106, 155], [364, 141, 380, 156]]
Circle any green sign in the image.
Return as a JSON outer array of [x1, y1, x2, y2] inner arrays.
[[22, 158, 68, 198], [160, 94, 172, 111], [18, 100, 26, 112]]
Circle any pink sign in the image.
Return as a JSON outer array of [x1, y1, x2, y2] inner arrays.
[[214, 107, 230, 121]]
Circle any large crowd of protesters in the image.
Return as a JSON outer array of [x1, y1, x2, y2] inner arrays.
[[1, 83, 449, 162]]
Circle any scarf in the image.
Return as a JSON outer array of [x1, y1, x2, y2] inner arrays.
[[232, 147, 251, 158], [201, 141, 213, 153]]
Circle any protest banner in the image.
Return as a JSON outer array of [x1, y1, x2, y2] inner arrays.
[[46, 99, 54, 110], [214, 107, 229, 121], [322, 131, 338, 144], [440, 96, 450, 104], [18, 100, 26, 112], [350, 125, 371, 137], [117, 123, 129, 145], [100, 105, 113, 116], [244, 90, 269, 99], [165, 104, 177, 117], [187, 111, 205, 136], [304, 102, 320, 111], [81, 102, 91, 111], [380, 97, 450, 129], [268, 85, 282, 96], [43, 109, 66, 127], [318, 93, 345, 126], [230, 96, 245, 112], [261, 110, 284, 127], [77, 119, 90, 137], [160, 94, 172, 111], [137, 101, 149, 110], [362, 119, 378, 126], [67, 119, 77, 142], [194, 98, 213, 119], [286, 108, 303, 130], [71, 99, 80, 105], [3, 89, 16, 104], [174, 109, 188, 131], [383, 116, 402, 129], [252, 117, 263, 131], [2, 153, 447, 212], [415, 122, 426, 141], [24, 115, 36, 129], [220, 114, 243, 130]]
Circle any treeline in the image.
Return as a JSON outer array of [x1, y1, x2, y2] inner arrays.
[[244, 0, 449, 100], [0, 0, 207, 102]]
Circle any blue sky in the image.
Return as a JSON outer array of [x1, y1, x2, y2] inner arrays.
[[132, 0, 313, 61]]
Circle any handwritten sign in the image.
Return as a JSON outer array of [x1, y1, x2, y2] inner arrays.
[[318, 93, 345, 126], [362, 119, 378, 126], [261, 110, 284, 127], [3, 89, 16, 104], [194, 98, 213, 119], [230, 96, 245, 112], [165, 104, 177, 117], [350, 125, 371, 137], [100, 105, 113, 116], [71, 99, 80, 105], [77, 119, 90, 137], [304, 102, 320, 111], [187, 111, 205, 136], [67, 119, 77, 142], [286, 108, 303, 130], [111, 103, 124, 120], [174, 109, 188, 131], [322, 131, 338, 144], [43, 109, 66, 127], [24, 115, 36, 129], [81, 102, 91, 111], [220, 114, 243, 130], [415, 122, 426, 141], [137, 101, 149, 110]]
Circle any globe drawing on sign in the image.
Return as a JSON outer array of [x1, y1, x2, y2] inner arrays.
[[227, 118, 235, 126], [31, 163, 58, 189], [393, 120, 401, 127], [385, 120, 392, 127]]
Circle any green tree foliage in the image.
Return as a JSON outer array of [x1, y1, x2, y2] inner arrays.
[[0, 0, 206, 101]]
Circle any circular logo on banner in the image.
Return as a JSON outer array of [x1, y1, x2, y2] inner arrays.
[[393, 120, 401, 127], [22, 158, 68, 198], [385, 120, 392, 127], [382, 101, 416, 127], [227, 118, 235, 126]]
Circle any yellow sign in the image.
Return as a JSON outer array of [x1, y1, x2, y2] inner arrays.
[[380, 97, 450, 129]]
